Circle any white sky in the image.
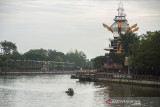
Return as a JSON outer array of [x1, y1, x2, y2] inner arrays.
[[0, 0, 160, 59]]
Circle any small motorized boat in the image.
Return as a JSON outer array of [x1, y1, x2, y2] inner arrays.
[[65, 88, 74, 96]]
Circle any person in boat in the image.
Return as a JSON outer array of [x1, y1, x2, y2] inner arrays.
[[68, 88, 73, 92], [66, 88, 74, 96]]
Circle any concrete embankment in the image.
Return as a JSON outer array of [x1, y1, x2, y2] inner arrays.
[[94, 78, 160, 87]]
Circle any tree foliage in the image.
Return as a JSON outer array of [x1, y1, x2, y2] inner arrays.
[[0, 41, 88, 71], [92, 56, 106, 69], [66, 50, 87, 69], [47, 49, 65, 62], [109, 53, 125, 63], [118, 32, 139, 56], [23, 48, 47, 61], [0, 40, 17, 54], [130, 31, 160, 75]]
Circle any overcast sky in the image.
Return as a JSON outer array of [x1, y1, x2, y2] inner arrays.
[[0, 0, 160, 59]]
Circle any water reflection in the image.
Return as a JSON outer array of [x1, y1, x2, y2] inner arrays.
[[94, 82, 160, 97], [0, 74, 159, 107]]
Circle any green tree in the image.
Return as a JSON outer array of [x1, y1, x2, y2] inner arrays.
[[109, 53, 125, 63], [118, 32, 139, 56], [0, 40, 17, 54], [55, 56, 63, 62], [47, 50, 65, 61], [23, 48, 47, 61], [92, 56, 105, 70], [130, 31, 160, 76], [10, 52, 23, 60], [66, 50, 86, 69]]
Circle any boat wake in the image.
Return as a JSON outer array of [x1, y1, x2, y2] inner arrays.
[[0, 85, 64, 94]]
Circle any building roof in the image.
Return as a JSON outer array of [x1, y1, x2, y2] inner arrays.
[[104, 47, 113, 51]]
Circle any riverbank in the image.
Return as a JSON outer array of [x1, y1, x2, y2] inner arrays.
[[94, 78, 160, 87], [76, 72, 160, 87]]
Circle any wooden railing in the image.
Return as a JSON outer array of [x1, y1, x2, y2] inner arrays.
[[95, 73, 160, 81]]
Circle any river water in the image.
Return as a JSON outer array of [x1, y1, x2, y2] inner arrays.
[[0, 74, 159, 107]]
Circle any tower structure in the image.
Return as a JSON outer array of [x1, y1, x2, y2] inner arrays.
[[103, 2, 139, 53]]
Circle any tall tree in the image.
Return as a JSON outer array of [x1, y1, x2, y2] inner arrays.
[[117, 32, 139, 56], [0, 40, 17, 54], [92, 56, 105, 70], [23, 48, 47, 61], [47, 50, 65, 61], [130, 31, 160, 75], [66, 50, 86, 69]]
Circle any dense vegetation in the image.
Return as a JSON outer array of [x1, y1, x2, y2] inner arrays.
[[129, 31, 160, 76], [93, 31, 160, 76], [0, 41, 93, 71]]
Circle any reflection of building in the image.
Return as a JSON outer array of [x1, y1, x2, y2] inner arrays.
[[103, 2, 139, 53]]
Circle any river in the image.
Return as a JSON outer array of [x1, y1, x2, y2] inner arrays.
[[0, 74, 159, 107]]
